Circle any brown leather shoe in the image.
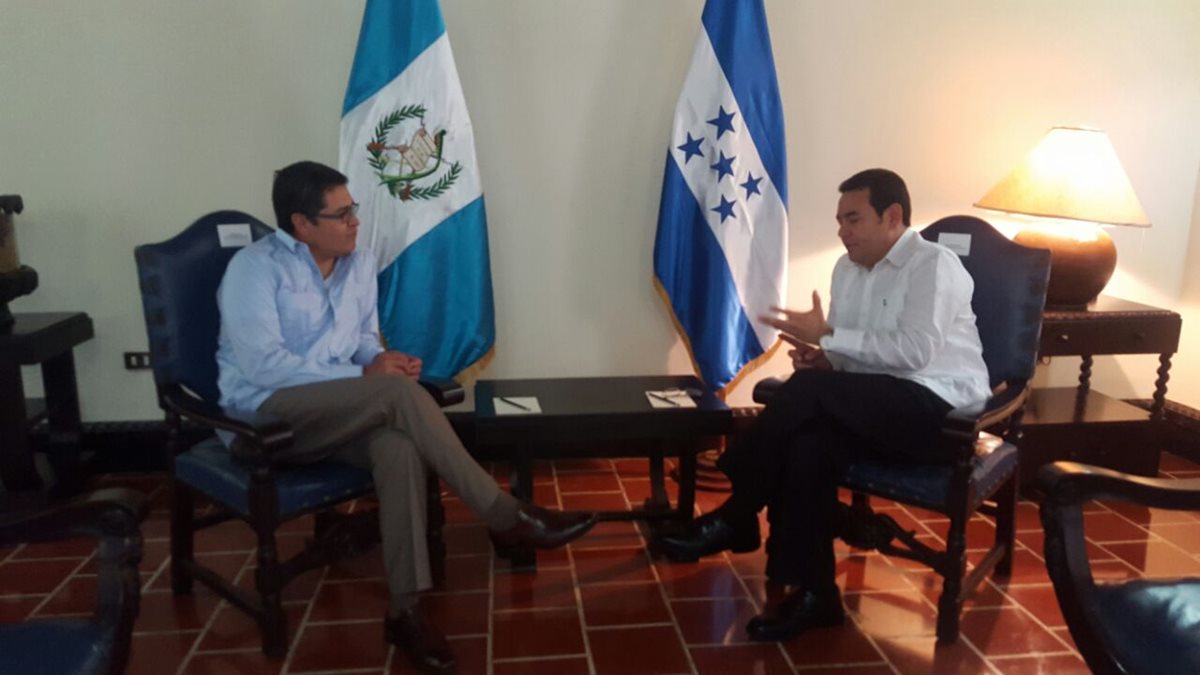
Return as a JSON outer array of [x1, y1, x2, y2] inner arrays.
[[384, 607, 456, 674], [491, 504, 598, 549]]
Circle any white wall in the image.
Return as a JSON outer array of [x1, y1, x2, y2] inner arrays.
[[1170, 169, 1200, 408], [1, 0, 1197, 421]]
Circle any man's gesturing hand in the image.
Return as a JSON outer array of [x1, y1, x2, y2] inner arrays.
[[365, 351, 423, 378], [781, 333, 832, 371], [760, 290, 831, 346]]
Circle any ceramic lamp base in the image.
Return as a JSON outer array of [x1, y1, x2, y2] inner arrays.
[[0, 265, 38, 330], [1014, 223, 1116, 309]]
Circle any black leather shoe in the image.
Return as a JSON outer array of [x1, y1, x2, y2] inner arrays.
[[384, 607, 456, 674], [656, 509, 760, 562], [746, 587, 844, 642], [491, 504, 597, 549]]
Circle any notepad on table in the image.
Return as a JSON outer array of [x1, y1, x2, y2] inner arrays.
[[645, 390, 697, 409], [493, 396, 542, 415]]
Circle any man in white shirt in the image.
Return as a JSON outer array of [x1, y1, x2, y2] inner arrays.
[[658, 169, 990, 642]]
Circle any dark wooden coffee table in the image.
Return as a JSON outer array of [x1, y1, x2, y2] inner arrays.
[[474, 375, 731, 569]]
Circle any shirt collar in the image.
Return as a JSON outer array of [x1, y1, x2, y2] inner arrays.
[[880, 227, 920, 268], [272, 229, 360, 269], [274, 228, 303, 253]]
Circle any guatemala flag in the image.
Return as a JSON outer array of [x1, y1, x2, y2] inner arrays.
[[340, 0, 495, 380], [653, 0, 789, 392]]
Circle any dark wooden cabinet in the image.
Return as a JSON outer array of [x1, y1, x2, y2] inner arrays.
[[0, 312, 94, 493], [1020, 297, 1182, 486]]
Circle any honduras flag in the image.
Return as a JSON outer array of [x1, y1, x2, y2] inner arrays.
[[340, 0, 494, 380], [654, 0, 788, 392]]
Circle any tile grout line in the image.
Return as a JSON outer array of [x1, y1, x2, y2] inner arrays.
[[640, 490, 700, 675], [25, 550, 95, 618], [173, 547, 255, 675], [561, 461, 599, 675], [78, 458, 1200, 673], [484, 483, 497, 675], [282, 548, 331, 675], [722, 539, 799, 672]]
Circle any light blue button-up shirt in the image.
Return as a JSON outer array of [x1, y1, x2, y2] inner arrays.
[[216, 230, 384, 413]]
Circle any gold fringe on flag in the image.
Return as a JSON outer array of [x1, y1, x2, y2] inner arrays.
[[652, 274, 783, 400]]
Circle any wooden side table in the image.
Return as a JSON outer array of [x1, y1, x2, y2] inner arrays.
[[0, 312, 94, 493], [1019, 296, 1182, 485]]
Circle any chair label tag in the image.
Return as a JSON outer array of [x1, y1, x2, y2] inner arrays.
[[217, 223, 253, 248], [937, 232, 971, 256]]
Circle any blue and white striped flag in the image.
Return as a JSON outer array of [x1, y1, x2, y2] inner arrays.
[[340, 0, 494, 380], [654, 0, 789, 392]]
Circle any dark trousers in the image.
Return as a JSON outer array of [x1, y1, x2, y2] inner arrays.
[[717, 369, 952, 589]]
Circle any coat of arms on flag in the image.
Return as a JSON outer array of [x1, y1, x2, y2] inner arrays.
[[365, 104, 461, 202], [654, 0, 790, 393], [340, 0, 495, 381]]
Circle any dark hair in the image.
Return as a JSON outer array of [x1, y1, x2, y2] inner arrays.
[[838, 168, 911, 227], [271, 161, 349, 234]]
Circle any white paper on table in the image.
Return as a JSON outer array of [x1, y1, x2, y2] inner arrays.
[[645, 390, 697, 409], [493, 396, 541, 415]]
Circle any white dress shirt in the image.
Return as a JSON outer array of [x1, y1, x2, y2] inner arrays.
[[818, 228, 991, 409]]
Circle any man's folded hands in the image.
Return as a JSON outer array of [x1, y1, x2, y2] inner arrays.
[[366, 351, 423, 378]]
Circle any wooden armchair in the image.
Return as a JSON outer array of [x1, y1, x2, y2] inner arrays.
[[134, 211, 463, 656], [753, 215, 1050, 642], [0, 488, 147, 675], [1040, 461, 1200, 674]]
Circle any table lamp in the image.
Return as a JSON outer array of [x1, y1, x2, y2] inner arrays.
[[974, 126, 1150, 309]]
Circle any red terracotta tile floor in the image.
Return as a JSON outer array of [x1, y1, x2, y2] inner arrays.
[[4, 452, 1200, 673]]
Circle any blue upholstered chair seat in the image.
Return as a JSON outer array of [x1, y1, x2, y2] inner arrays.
[[842, 433, 1017, 513], [175, 437, 374, 519], [0, 620, 109, 675], [1094, 576, 1200, 667], [1092, 579, 1200, 674]]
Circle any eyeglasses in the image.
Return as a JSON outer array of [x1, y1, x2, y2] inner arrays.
[[312, 202, 360, 224]]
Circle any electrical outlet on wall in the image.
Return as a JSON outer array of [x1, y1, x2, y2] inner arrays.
[[123, 352, 152, 370]]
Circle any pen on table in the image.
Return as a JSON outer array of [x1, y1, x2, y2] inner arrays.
[[498, 396, 531, 411], [648, 391, 679, 407]]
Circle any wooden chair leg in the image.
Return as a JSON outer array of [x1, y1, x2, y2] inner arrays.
[[255, 528, 288, 657], [169, 482, 195, 595], [993, 475, 1018, 577], [676, 450, 697, 520], [852, 491, 870, 509], [937, 517, 968, 644], [426, 473, 447, 586]]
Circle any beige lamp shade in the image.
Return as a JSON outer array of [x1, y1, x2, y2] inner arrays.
[[974, 126, 1150, 227], [974, 126, 1149, 308]]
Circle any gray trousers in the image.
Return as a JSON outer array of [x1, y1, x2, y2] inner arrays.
[[259, 375, 503, 595]]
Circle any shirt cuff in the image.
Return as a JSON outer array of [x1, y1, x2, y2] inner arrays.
[[354, 345, 385, 367], [821, 328, 865, 362], [329, 363, 367, 380]]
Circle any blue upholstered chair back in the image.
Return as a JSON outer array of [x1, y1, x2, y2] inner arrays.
[[920, 216, 1051, 389], [134, 211, 274, 404]]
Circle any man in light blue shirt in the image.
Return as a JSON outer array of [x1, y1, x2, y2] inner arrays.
[[216, 161, 595, 673]]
